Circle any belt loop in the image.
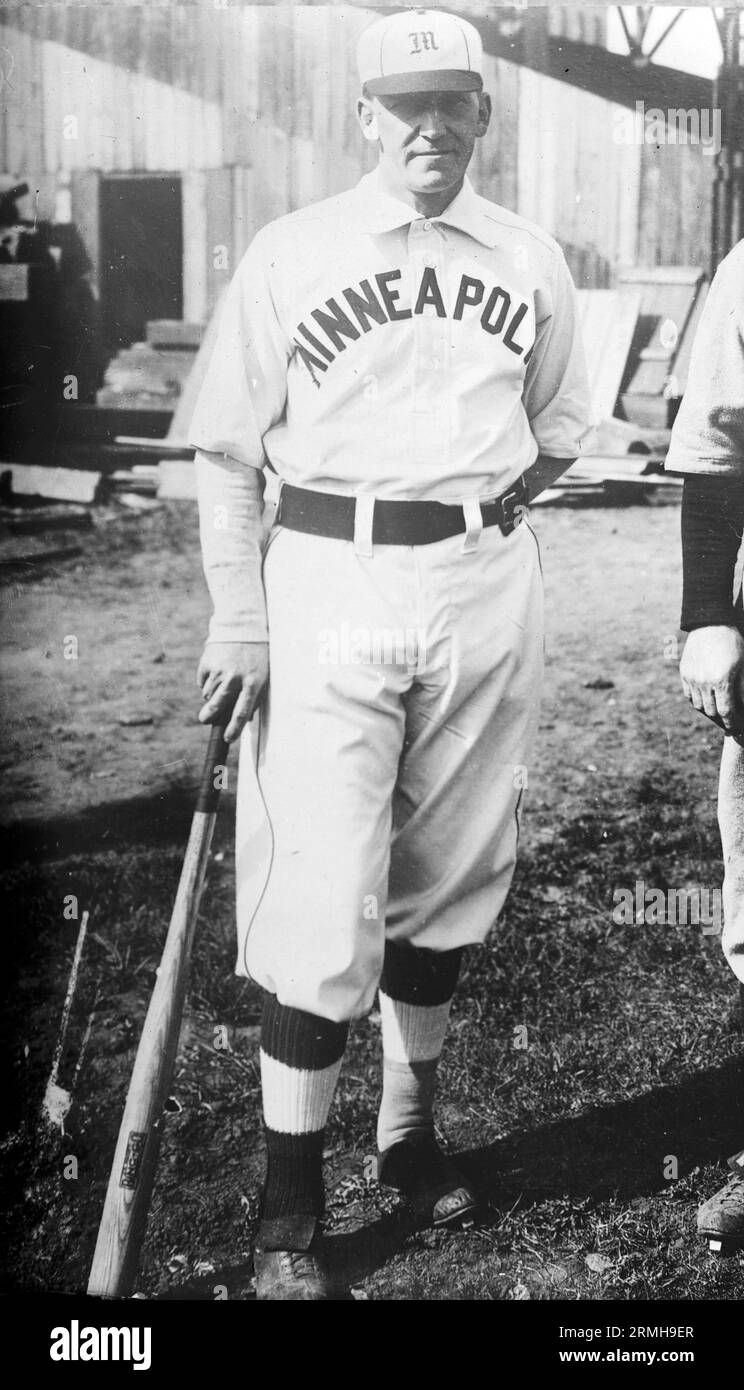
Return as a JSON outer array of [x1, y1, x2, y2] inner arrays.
[[353, 494, 375, 558], [265, 474, 283, 531], [461, 497, 483, 554]]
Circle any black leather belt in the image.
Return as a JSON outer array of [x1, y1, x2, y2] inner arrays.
[[274, 477, 528, 546]]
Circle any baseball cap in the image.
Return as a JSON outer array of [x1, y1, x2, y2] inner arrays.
[[357, 8, 483, 97]]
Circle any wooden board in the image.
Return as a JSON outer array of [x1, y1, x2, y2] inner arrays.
[[669, 280, 709, 398], [616, 266, 706, 398], [146, 321, 203, 349], [577, 287, 641, 422], [157, 462, 197, 502], [0, 464, 102, 504], [0, 266, 31, 302]]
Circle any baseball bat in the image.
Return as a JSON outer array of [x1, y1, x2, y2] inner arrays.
[[87, 722, 229, 1298]]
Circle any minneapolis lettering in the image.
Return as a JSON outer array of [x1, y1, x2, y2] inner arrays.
[[294, 267, 533, 384]]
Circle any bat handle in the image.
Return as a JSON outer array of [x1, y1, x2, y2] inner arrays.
[[196, 721, 230, 813]]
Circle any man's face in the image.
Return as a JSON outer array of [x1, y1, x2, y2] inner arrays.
[[358, 88, 491, 202]]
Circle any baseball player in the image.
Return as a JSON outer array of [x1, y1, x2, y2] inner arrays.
[[189, 8, 592, 1299], [666, 237, 744, 1254]]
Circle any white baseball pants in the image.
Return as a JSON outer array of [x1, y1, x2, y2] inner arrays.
[[718, 736, 744, 986], [234, 516, 544, 1022]]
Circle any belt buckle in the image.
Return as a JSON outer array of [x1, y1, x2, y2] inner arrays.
[[500, 482, 525, 533]]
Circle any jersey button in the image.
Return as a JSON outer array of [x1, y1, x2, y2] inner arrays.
[[422, 219, 433, 232]]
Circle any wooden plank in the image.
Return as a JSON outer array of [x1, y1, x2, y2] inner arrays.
[[5, 29, 34, 174], [617, 267, 705, 399], [0, 265, 31, 301], [146, 321, 203, 349], [56, 405, 170, 442], [113, 438, 194, 458], [70, 168, 101, 290], [619, 394, 672, 430], [157, 462, 196, 501], [181, 170, 208, 325], [671, 281, 709, 397], [577, 287, 641, 421], [7, 505, 94, 535], [0, 464, 102, 504], [0, 543, 83, 569], [618, 266, 703, 287]]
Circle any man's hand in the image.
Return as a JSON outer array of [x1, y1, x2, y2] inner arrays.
[[197, 641, 269, 744], [680, 625, 744, 736]]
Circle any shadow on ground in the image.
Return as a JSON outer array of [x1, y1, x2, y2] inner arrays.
[[1, 783, 237, 864], [320, 1057, 743, 1289]]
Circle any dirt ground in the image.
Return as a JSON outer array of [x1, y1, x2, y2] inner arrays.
[[1, 493, 743, 1301]]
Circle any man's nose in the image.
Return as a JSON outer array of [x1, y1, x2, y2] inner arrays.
[[418, 104, 448, 136]]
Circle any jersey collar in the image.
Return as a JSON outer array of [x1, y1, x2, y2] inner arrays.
[[350, 166, 500, 249]]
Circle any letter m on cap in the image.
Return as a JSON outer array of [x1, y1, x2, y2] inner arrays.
[[409, 30, 439, 55]]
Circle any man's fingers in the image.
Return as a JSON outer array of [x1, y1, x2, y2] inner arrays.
[[224, 685, 260, 743], [700, 684, 719, 722], [197, 676, 240, 725], [715, 682, 736, 732], [683, 679, 704, 714], [682, 675, 744, 735], [732, 671, 744, 733], [200, 671, 221, 703]]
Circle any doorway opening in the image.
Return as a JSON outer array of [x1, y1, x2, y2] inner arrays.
[[99, 175, 183, 359]]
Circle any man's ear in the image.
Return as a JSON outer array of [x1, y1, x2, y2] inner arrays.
[[475, 91, 492, 139], [357, 95, 380, 145]]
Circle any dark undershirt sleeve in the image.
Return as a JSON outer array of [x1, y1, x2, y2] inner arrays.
[[680, 475, 744, 631]]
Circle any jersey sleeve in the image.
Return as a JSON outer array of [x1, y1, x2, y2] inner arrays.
[[188, 229, 292, 470], [522, 249, 594, 460], [665, 244, 744, 478], [195, 449, 269, 644]]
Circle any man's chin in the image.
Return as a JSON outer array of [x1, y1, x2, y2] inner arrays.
[[406, 167, 459, 195]]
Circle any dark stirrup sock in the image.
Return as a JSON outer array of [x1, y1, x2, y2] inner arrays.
[[259, 992, 348, 1222], [377, 940, 463, 1154]]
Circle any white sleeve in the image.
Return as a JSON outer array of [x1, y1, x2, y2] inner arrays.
[[523, 250, 594, 459], [195, 449, 269, 645], [665, 246, 744, 477], [188, 228, 291, 469]]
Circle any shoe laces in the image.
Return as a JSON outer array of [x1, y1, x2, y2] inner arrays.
[[717, 1176, 744, 1210], [283, 1250, 322, 1282]]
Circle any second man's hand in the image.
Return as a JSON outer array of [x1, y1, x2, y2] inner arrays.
[[680, 625, 744, 737], [197, 641, 270, 744]]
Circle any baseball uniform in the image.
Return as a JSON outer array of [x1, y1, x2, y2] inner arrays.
[[667, 239, 744, 987], [666, 239, 744, 1253], [190, 167, 593, 1021], [191, 7, 593, 1293]]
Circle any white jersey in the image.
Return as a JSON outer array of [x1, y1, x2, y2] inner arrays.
[[665, 240, 744, 479], [189, 167, 592, 501]]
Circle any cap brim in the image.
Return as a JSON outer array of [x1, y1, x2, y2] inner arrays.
[[365, 70, 482, 97]]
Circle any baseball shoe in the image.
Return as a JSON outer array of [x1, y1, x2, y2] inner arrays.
[[697, 1152, 744, 1255], [377, 1135, 478, 1229], [254, 1216, 347, 1300]]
